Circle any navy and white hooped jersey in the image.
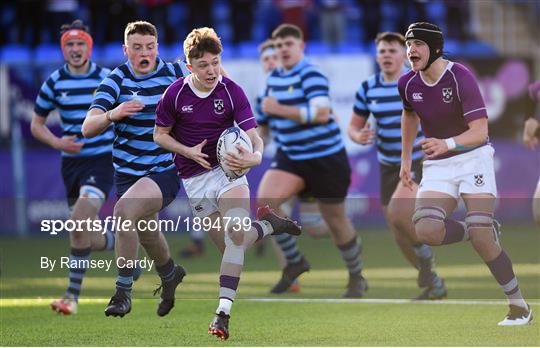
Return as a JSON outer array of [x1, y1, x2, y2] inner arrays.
[[353, 70, 424, 164], [90, 57, 190, 177], [34, 62, 113, 157], [262, 59, 344, 161]]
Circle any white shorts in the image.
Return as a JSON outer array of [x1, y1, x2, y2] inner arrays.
[[418, 145, 498, 199], [182, 166, 248, 217]]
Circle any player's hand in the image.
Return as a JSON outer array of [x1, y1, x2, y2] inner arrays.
[[110, 100, 145, 120], [523, 118, 539, 150], [399, 159, 414, 190], [224, 144, 261, 170], [419, 138, 448, 159], [185, 139, 212, 170], [261, 96, 280, 115], [55, 135, 84, 154], [350, 123, 375, 145]]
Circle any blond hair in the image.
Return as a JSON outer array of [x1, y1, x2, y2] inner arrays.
[[183, 27, 223, 64]]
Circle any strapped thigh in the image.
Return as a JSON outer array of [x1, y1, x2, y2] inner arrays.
[[412, 206, 446, 224]]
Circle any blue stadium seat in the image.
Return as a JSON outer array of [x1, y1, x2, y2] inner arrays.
[[0, 45, 31, 64], [305, 41, 332, 55], [236, 41, 259, 59], [102, 42, 125, 65], [34, 44, 63, 64], [336, 43, 366, 54]]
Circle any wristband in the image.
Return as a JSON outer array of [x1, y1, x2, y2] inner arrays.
[[445, 137, 456, 150]]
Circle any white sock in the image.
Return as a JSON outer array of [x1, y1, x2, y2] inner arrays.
[[217, 298, 233, 316]]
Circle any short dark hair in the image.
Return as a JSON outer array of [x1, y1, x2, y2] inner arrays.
[[60, 19, 90, 35], [124, 21, 158, 43], [271, 24, 303, 41], [375, 32, 405, 46], [258, 39, 274, 55]]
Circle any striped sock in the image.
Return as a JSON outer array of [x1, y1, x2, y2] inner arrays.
[[156, 258, 175, 282], [116, 267, 134, 296], [486, 250, 527, 309], [337, 237, 363, 276], [66, 247, 91, 302], [218, 275, 240, 315], [274, 234, 302, 265], [103, 229, 115, 250]]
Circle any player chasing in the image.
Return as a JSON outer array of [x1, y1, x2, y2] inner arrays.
[[348, 31, 447, 300], [254, 38, 330, 292], [83, 21, 189, 318], [257, 24, 366, 297], [154, 27, 301, 340], [399, 22, 532, 325], [31, 20, 118, 315]]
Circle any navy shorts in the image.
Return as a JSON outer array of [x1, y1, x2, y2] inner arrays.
[[270, 148, 351, 204], [114, 169, 180, 209], [61, 153, 114, 208], [379, 159, 423, 206]]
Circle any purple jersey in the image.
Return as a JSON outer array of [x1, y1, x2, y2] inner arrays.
[[398, 61, 488, 159], [156, 75, 257, 178]]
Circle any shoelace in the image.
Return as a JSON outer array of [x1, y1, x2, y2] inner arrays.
[[153, 284, 162, 297]]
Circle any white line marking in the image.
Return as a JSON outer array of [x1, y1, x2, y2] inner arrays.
[[247, 298, 540, 306]]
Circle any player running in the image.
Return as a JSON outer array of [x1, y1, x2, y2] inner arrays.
[[399, 22, 532, 325], [348, 31, 447, 299], [83, 21, 189, 318], [31, 20, 116, 315], [257, 24, 366, 297], [154, 27, 301, 340]]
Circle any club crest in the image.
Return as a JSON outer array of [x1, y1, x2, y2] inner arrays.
[[442, 87, 453, 103], [474, 173, 484, 187], [214, 99, 225, 114]]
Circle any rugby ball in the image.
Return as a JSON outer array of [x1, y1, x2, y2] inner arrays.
[[217, 127, 253, 180]]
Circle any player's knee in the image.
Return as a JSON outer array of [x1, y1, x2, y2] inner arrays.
[[413, 206, 446, 244], [223, 231, 245, 265], [466, 211, 498, 249], [387, 200, 413, 230], [300, 210, 329, 239], [70, 230, 88, 247], [224, 208, 250, 245], [113, 199, 137, 221], [79, 185, 106, 210]]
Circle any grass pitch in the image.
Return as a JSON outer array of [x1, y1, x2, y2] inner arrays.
[[1, 226, 539, 346]]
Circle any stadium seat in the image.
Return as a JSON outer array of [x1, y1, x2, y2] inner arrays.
[[236, 41, 259, 59], [305, 41, 332, 55], [0, 45, 31, 64], [34, 44, 63, 64], [102, 42, 125, 65]]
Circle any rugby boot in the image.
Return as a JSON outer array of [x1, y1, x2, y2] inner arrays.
[[208, 311, 230, 340], [51, 294, 78, 315], [153, 264, 186, 316], [343, 274, 368, 298], [104, 291, 131, 317], [257, 206, 301, 236], [270, 257, 310, 294], [415, 279, 447, 300], [498, 304, 533, 326]]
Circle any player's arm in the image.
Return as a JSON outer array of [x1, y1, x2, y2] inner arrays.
[[257, 124, 271, 144], [30, 113, 83, 154], [261, 96, 330, 124], [348, 113, 375, 145], [83, 100, 144, 138], [154, 126, 211, 170], [523, 118, 539, 149], [400, 108, 420, 189]]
